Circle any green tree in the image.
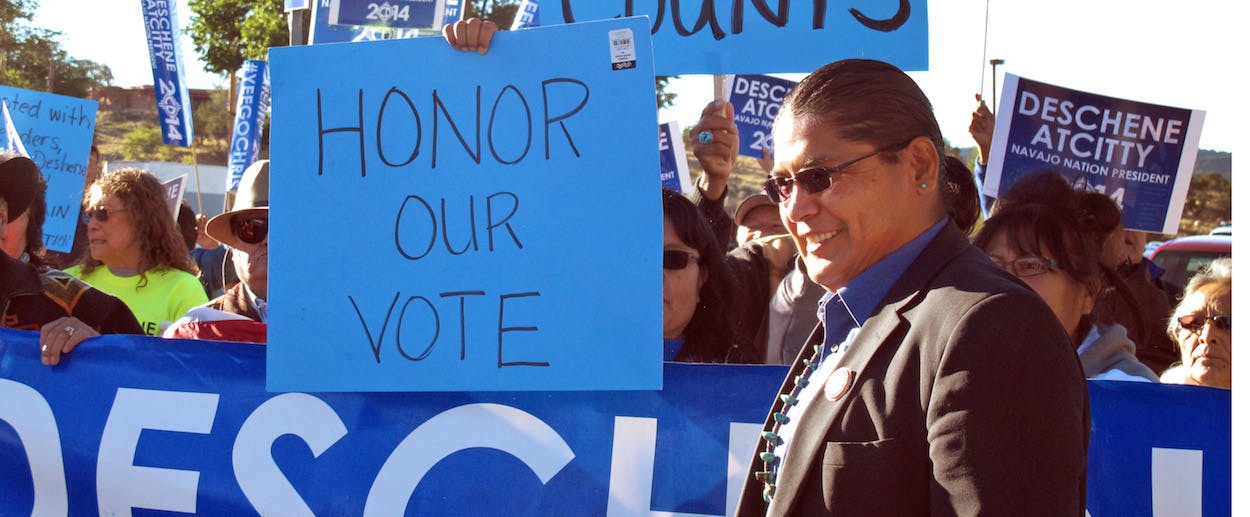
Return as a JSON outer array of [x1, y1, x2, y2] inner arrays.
[[194, 88, 232, 150], [121, 125, 178, 162], [1179, 172, 1232, 234], [187, 0, 291, 112], [1, 0, 113, 98]]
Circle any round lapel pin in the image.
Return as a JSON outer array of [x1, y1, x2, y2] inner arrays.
[[824, 367, 855, 401]]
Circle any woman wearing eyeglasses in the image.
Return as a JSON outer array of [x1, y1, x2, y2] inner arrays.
[[973, 172, 1157, 382], [66, 168, 207, 336], [1160, 258, 1232, 388], [662, 189, 757, 363]]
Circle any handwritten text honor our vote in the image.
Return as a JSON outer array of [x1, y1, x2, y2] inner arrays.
[[315, 79, 590, 370], [1014, 90, 1185, 187]]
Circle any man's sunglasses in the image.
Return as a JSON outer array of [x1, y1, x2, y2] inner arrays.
[[232, 217, 268, 245], [663, 250, 699, 270], [1177, 314, 1232, 332], [763, 139, 914, 203], [81, 206, 128, 224]]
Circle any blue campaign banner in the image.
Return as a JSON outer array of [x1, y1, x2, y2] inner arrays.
[[727, 74, 794, 159], [140, 0, 195, 147], [226, 60, 271, 192], [551, 0, 927, 75], [310, 0, 463, 43], [330, 0, 446, 29], [0, 328, 1232, 515], [984, 74, 1205, 234], [658, 120, 692, 193], [0, 85, 97, 253], [512, 0, 540, 30], [267, 17, 661, 392]]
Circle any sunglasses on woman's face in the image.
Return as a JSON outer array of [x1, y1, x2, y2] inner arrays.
[[1177, 314, 1232, 332], [232, 217, 268, 245], [81, 206, 128, 224], [662, 250, 699, 270]]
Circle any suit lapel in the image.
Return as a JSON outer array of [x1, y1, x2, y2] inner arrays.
[[766, 222, 971, 514]]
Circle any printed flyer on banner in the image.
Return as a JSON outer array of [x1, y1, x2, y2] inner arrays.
[[0, 328, 1233, 516], [727, 74, 795, 159], [551, 0, 928, 75], [140, 0, 194, 147], [267, 17, 661, 392], [658, 120, 692, 193], [0, 85, 98, 253], [329, 0, 450, 29], [984, 74, 1204, 234]]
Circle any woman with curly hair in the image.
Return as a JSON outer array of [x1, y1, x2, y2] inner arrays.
[[66, 168, 207, 336]]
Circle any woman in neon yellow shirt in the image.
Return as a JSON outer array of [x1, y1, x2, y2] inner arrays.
[[67, 169, 207, 336]]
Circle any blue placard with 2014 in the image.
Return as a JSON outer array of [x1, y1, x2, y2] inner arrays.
[[728, 74, 795, 159], [985, 74, 1204, 233]]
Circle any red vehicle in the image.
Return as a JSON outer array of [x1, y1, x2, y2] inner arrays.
[[1149, 234, 1232, 296]]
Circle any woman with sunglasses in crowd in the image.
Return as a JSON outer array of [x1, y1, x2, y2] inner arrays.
[[973, 172, 1157, 382], [662, 189, 758, 363], [1160, 258, 1232, 389], [66, 168, 207, 336]]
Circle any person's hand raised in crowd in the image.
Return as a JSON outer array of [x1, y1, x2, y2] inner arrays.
[[757, 147, 774, 174], [969, 94, 995, 165], [39, 316, 99, 366], [195, 214, 220, 250], [691, 100, 739, 200], [753, 233, 798, 294], [443, 17, 498, 54]]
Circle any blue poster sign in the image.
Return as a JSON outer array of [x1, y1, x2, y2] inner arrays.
[[267, 18, 661, 392], [311, 0, 463, 43], [985, 74, 1205, 234], [226, 60, 271, 192], [0, 328, 1232, 515], [727, 74, 794, 159], [140, 0, 195, 147], [550, 0, 928, 75], [330, 0, 445, 29], [0, 85, 98, 253], [658, 120, 692, 193]]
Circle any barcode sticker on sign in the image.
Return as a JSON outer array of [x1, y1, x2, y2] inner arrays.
[[609, 29, 636, 70]]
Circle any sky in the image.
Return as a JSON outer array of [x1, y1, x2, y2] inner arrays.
[[31, 0, 1245, 153]]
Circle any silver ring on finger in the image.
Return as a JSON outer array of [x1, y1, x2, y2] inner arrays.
[[64, 325, 76, 337]]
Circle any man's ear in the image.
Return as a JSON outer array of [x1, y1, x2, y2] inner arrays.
[[903, 136, 941, 188]]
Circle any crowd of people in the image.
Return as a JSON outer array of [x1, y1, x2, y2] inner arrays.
[[0, 17, 1234, 516]]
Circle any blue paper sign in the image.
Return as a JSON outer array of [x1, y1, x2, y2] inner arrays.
[[226, 60, 271, 191], [267, 18, 661, 392], [728, 74, 794, 159], [985, 74, 1205, 234], [140, 0, 195, 147], [310, 0, 462, 43], [0, 328, 1232, 515], [550, 0, 928, 74], [0, 85, 98, 253], [329, 0, 445, 29], [286, 0, 310, 11], [658, 120, 692, 193]]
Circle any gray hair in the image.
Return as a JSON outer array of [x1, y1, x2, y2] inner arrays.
[[1167, 257, 1232, 340]]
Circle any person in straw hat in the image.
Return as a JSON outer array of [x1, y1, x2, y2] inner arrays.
[[164, 160, 270, 344]]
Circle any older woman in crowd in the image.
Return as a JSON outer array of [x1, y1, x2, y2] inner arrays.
[[974, 172, 1157, 381], [1160, 258, 1232, 389], [66, 168, 207, 336]]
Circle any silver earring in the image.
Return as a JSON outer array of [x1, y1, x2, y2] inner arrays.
[[920, 183, 928, 189]]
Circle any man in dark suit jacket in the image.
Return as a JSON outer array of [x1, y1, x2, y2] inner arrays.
[[736, 60, 1089, 516]]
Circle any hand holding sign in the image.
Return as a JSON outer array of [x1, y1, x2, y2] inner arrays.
[[691, 100, 737, 200], [969, 94, 995, 165], [443, 17, 499, 54]]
